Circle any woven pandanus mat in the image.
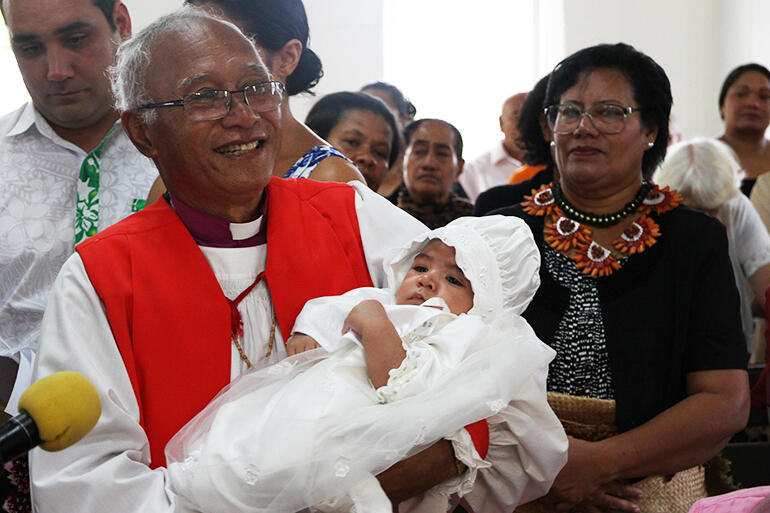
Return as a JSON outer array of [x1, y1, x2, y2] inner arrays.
[[515, 393, 706, 513]]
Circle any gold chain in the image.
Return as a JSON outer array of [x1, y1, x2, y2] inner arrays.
[[231, 311, 277, 369]]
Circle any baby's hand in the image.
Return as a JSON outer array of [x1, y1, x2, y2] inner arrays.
[[342, 299, 387, 337], [286, 333, 320, 356]]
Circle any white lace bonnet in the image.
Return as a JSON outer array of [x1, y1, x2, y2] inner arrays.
[[385, 215, 541, 323]]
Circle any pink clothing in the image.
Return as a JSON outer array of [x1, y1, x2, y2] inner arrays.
[[688, 487, 770, 513]]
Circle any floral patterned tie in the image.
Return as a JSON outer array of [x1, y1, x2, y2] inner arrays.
[[74, 125, 116, 244]]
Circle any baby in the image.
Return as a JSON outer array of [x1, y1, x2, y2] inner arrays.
[[166, 216, 566, 513]]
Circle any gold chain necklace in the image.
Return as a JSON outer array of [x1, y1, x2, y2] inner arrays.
[[232, 311, 276, 369]]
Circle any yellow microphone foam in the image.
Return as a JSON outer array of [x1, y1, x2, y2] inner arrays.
[[18, 371, 102, 451]]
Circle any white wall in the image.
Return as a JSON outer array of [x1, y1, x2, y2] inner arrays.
[[293, 0, 383, 121], [122, 0, 384, 128]]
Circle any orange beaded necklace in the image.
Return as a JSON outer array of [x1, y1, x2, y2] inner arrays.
[[522, 182, 682, 277]]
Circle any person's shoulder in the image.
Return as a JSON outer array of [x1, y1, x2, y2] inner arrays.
[[450, 193, 473, 208], [0, 103, 33, 137], [308, 154, 365, 184], [659, 206, 729, 250], [466, 146, 495, 168], [268, 176, 370, 209], [663, 205, 722, 229], [474, 184, 520, 215], [473, 167, 553, 216]]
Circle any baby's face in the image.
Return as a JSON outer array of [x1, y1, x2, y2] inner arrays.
[[395, 239, 474, 315]]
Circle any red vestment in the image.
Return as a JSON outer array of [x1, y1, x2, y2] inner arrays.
[[77, 177, 488, 468]]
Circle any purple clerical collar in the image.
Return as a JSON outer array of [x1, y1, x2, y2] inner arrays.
[[167, 192, 268, 248]]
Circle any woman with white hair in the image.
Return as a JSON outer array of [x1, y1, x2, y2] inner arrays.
[[655, 137, 770, 353]]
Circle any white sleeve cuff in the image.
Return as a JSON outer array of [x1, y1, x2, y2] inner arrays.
[[433, 427, 491, 497]]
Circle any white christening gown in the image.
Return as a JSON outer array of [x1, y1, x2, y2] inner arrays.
[[165, 287, 555, 513]]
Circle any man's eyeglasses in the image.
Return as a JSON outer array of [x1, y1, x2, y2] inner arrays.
[[544, 103, 645, 135], [136, 81, 285, 121]]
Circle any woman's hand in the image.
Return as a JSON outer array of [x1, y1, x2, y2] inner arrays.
[[286, 333, 320, 356], [555, 482, 643, 513], [547, 438, 642, 512]]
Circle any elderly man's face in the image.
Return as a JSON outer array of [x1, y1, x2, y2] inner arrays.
[[403, 120, 463, 205], [127, 19, 279, 220], [500, 93, 527, 156]]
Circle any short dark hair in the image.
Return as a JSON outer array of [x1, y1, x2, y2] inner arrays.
[[361, 81, 416, 121], [718, 63, 770, 109], [2, 0, 117, 30], [545, 42, 672, 179], [516, 73, 552, 167], [403, 118, 464, 162], [186, 0, 323, 96], [305, 91, 401, 167]]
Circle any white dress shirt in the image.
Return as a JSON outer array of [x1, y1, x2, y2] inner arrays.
[[458, 141, 522, 203], [0, 102, 158, 412]]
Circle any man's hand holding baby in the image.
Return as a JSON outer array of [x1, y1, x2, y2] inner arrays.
[[286, 333, 320, 356]]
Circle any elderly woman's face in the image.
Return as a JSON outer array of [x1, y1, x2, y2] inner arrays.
[[552, 68, 656, 195], [721, 70, 770, 134]]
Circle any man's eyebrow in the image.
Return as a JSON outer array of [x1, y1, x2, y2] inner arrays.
[[55, 21, 93, 35], [177, 64, 270, 90], [177, 73, 212, 91], [243, 62, 269, 78], [10, 33, 39, 44], [12, 21, 94, 44]]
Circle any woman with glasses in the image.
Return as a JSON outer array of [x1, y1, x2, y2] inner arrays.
[[717, 63, 770, 196], [492, 43, 749, 513], [146, 0, 364, 203]]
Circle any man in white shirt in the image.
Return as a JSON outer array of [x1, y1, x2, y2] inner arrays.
[[0, 0, 158, 414], [30, 9, 566, 513], [459, 93, 527, 202]]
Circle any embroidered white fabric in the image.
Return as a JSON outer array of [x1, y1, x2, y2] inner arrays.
[[0, 102, 158, 358], [165, 215, 559, 513]]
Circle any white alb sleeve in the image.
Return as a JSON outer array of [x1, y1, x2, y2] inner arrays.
[[29, 253, 195, 513], [349, 181, 427, 288]]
